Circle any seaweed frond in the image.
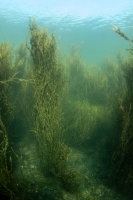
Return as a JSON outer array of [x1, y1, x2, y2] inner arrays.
[[112, 24, 133, 42]]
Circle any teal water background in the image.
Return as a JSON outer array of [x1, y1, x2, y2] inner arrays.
[[0, 0, 133, 64]]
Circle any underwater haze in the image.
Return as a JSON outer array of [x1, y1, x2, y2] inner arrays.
[[0, 0, 133, 64], [1, 1, 133, 200]]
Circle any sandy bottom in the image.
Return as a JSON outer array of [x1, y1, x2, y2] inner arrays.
[[12, 132, 127, 200]]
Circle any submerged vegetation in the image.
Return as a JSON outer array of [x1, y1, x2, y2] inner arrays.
[[110, 25, 133, 195], [29, 20, 68, 174], [0, 21, 133, 200]]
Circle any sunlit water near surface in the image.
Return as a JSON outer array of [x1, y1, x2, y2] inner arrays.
[[0, 0, 133, 64]]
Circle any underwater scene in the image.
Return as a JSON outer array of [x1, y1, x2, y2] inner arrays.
[[1, 0, 133, 200]]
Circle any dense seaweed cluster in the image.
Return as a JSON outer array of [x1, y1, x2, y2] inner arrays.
[[111, 52, 133, 193]]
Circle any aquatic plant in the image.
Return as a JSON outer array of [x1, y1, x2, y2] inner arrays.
[[0, 43, 14, 123], [112, 24, 133, 55], [112, 24, 133, 42], [29, 19, 70, 178], [0, 39, 40, 200], [0, 42, 26, 199], [111, 54, 133, 192], [60, 46, 125, 146], [109, 26, 133, 193]]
